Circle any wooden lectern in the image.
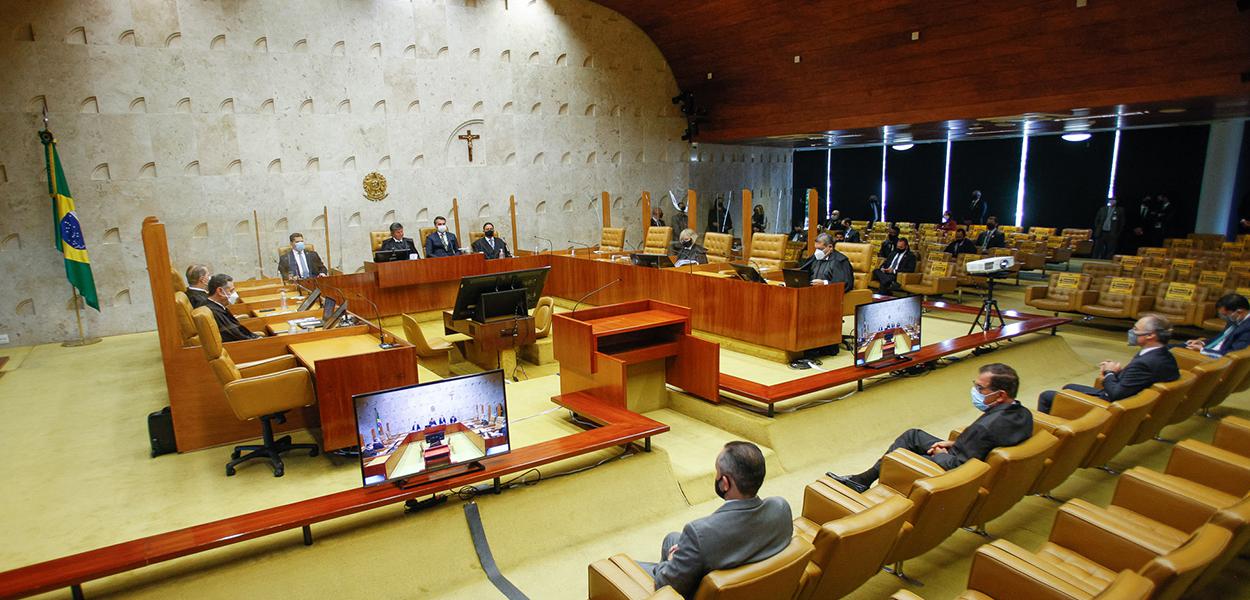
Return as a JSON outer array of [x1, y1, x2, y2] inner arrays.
[[553, 300, 719, 411]]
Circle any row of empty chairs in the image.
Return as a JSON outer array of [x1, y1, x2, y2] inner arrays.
[[1026, 270, 1239, 328]]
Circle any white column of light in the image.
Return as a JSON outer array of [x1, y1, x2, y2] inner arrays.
[[880, 144, 889, 221], [1106, 119, 1123, 199], [941, 133, 953, 215], [825, 148, 833, 223], [1014, 121, 1031, 228]]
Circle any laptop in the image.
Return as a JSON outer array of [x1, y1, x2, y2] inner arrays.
[[630, 253, 675, 268], [782, 268, 812, 288], [730, 264, 767, 283], [373, 249, 409, 263]]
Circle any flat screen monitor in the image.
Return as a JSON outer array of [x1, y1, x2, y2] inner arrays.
[[630, 253, 674, 268], [731, 264, 767, 283], [782, 268, 811, 288], [321, 296, 337, 322], [450, 267, 550, 321], [373, 249, 410, 263], [297, 287, 322, 312], [353, 370, 510, 487], [854, 295, 923, 366], [477, 288, 528, 321]]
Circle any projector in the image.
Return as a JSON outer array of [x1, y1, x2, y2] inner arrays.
[[965, 256, 1016, 275]]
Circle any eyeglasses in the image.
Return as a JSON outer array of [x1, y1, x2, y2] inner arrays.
[[972, 380, 991, 393]]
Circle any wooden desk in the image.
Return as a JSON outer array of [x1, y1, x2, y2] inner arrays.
[[442, 311, 536, 372], [287, 335, 419, 451], [365, 253, 485, 288]]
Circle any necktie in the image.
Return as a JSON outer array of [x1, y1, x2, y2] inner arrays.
[[488, 238, 495, 250], [441, 233, 447, 249], [889, 252, 903, 271], [295, 252, 308, 278]]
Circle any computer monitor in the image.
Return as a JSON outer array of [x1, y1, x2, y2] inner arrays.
[[324, 300, 349, 329], [450, 267, 550, 321], [630, 253, 674, 268], [297, 287, 322, 312], [854, 295, 923, 367], [373, 249, 410, 263], [731, 264, 767, 283], [354, 370, 510, 487], [320, 296, 337, 322], [781, 268, 811, 288]]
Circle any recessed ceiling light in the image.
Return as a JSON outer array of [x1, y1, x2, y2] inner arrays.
[[1061, 132, 1092, 142], [891, 143, 915, 151]]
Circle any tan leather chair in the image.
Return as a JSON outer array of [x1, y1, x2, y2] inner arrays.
[[1151, 283, 1212, 327], [1173, 347, 1250, 417], [1080, 262, 1121, 288], [418, 226, 438, 250], [823, 453, 991, 583], [790, 481, 912, 600], [1031, 226, 1057, 237], [962, 430, 1059, 535], [1164, 355, 1230, 432], [1031, 408, 1112, 499], [1211, 415, 1250, 457], [1036, 387, 1160, 474], [171, 267, 188, 294], [703, 232, 733, 263], [532, 296, 555, 339], [173, 291, 201, 346], [401, 314, 453, 377], [191, 307, 318, 477], [643, 227, 672, 255], [587, 535, 815, 600], [370, 231, 390, 252], [1063, 228, 1095, 255], [835, 241, 873, 290], [899, 260, 957, 300], [749, 233, 789, 271], [469, 230, 485, 247], [1024, 273, 1096, 315], [888, 550, 1155, 600], [599, 227, 626, 253], [1126, 371, 1196, 445], [1079, 277, 1154, 319]]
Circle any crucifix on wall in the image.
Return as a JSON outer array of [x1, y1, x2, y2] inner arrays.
[[458, 129, 480, 163]]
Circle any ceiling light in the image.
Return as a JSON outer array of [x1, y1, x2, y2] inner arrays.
[[1061, 132, 1092, 142], [1158, 108, 1187, 114], [891, 143, 914, 151]]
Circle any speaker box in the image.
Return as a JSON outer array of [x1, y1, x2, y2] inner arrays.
[[148, 406, 177, 457]]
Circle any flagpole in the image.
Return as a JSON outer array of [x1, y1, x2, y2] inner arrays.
[[62, 286, 101, 347]]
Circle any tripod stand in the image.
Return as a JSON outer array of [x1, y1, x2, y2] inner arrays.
[[969, 274, 1007, 334]]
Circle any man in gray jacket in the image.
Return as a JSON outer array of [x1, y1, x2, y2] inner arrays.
[[640, 441, 792, 598]]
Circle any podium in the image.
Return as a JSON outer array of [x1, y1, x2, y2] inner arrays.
[[553, 300, 719, 411], [443, 310, 536, 372]]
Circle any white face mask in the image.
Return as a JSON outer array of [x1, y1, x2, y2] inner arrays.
[[227, 290, 239, 304], [437, 224, 447, 233], [813, 248, 827, 260]]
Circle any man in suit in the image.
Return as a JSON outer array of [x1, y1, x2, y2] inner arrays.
[[1092, 197, 1125, 259], [975, 216, 1006, 251], [184, 264, 212, 308], [707, 197, 732, 234], [671, 201, 689, 236], [840, 218, 861, 243], [827, 363, 1032, 493], [969, 190, 988, 225], [1152, 194, 1175, 246], [471, 222, 511, 259], [650, 207, 665, 227], [867, 194, 881, 227], [379, 222, 419, 257], [278, 233, 328, 280], [1128, 195, 1154, 254], [944, 228, 978, 256], [1037, 314, 1179, 413], [205, 274, 260, 342], [878, 225, 901, 258], [800, 233, 854, 292], [1185, 293, 1250, 357], [670, 228, 708, 266], [641, 441, 792, 598], [424, 216, 461, 258], [873, 236, 916, 294]]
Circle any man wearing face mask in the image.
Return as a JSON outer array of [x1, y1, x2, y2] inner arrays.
[[944, 228, 977, 256], [185, 264, 212, 308], [872, 237, 916, 294], [1036, 314, 1179, 414], [278, 233, 327, 280], [205, 274, 260, 342], [878, 226, 901, 258], [826, 363, 1031, 494], [424, 216, 461, 258], [670, 228, 708, 266], [1184, 294, 1250, 357], [470, 222, 511, 259], [1092, 197, 1125, 259], [800, 233, 854, 291], [975, 216, 1006, 251], [639, 441, 792, 598]]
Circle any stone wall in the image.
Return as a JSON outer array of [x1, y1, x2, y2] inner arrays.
[[0, 0, 792, 345]]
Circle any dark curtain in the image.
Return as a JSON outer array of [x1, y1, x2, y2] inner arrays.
[[828, 146, 884, 221], [949, 137, 1023, 225], [1115, 125, 1210, 239], [885, 142, 946, 224], [1024, 132, 1116, 231], [791, 149, 828, 229]]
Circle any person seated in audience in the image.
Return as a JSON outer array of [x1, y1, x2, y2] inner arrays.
[[639, 441, 792, 598], [975, 216, 1006, 250], [671, 228, 708, 266], [751, 204, 767, 233], [1036, 314, 1179, 413], [205, 274, 260, 342], [185, 264, 212, 308], [650, 207, 665, 227], [424, 216, 461, 258], [827, 363, 1032, 493], [790, 224, 808, 242], [1184, 293, 1250, 357], [799, 233, 854, 291], [944, 228, 978, 256], [873, 236, 916, 294], [878, 225, 901, 258], [840, 218, 861, 243], [826, 210, 843, 232], [938, 210, 958, 231], [471, 222, 511, 259], [379, 222, 419, 257], [278, 232, 328, 280]]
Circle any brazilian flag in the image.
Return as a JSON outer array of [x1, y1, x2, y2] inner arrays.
[[40, 129, 99, 311]]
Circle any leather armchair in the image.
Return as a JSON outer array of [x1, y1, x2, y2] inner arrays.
[[1172, 347, 1250, 417], [749, 233, 790, 271], [469, 230, 485, 246], [899, 261, 957, 299], [962, 430, 1059, 535], [370, 231, 390, 252], [190, 307, 318, 477], [1212, 415, 1250, 457], [418, 226, 437, 249], [791, 481, 912, 600], [703, 232, 733, 263], [1035, 388, 1160, 473], [1031, 408, 1112, 498], [644, 226, 672, 255], [1024, 273, 1096, 315], [401, 313, 454, 377], [1126, 371, 1196, 445], [1079, 277, 1153, 320], [173, 291, 201, 346], [532, 296, 555, 339], [587, 535, 815, 600], [888, 548, 1155, 600], [1151, 283, 1211, 327], [1031, 226, 1057, 237], [171, 267, 188, 294], [834, 241, 873, 290], [600, 227, 626, 253], [1163, 354, 1230, 431], [1080, 262, 1122, 288], [1062, 228, 1094, 255]]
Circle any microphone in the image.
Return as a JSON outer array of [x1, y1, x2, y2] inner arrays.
[[571, 278, 621, 315], [567, 240, 593, 256], [351, 292, 395, 349], [533, 236, 553, 254]]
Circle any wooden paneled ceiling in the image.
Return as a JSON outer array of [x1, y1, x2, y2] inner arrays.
[[593, 0, 1250, 146]]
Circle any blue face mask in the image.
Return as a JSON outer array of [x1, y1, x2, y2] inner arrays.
[[294, 241, 305, 252], [970, 386, 989, 412], [1127, 330, 1139, 346]]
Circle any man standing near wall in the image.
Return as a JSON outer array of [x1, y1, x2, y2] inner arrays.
[[1093, 197, 1125, 259]]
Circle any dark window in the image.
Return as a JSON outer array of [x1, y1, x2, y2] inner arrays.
[[885, 142, 946, 224], [949, 137, 1023, 225]]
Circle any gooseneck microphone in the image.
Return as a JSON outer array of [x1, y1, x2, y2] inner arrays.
[[571, 278, 621, 315], [352, 292, 395, 349], [567, 240, 593, 256], [533, 236, 553, 254]]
